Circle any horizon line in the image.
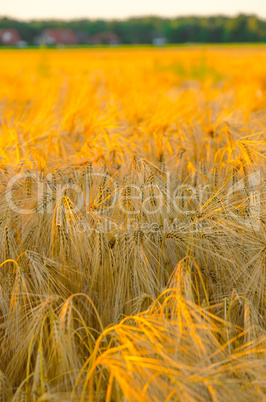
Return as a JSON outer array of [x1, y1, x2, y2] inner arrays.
[[1, 12, 265, 23]]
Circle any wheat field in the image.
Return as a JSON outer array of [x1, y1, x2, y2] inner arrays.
[[0, 46, 266, 401]]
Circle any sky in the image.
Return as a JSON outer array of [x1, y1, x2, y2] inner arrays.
[[1, 0, 266, 20]]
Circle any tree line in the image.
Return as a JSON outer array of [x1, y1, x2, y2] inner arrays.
[[0, 14, 265, 44]]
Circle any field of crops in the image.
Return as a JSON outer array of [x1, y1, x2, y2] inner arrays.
[[0, 46, 266, 401]]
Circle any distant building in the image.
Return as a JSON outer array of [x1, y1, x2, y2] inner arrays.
[[17, 40, 28, 48], [0, 29, 21, 46], [152, 36, 167, 46], [88, 32, 120, 45], [38, 29, 77, 46], [75, 31, 90, 44]]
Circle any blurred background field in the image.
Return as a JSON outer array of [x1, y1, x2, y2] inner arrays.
[[0, 45, 265, 168]]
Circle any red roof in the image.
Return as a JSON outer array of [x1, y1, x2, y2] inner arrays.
[[88, 32, 120, 45], [43, 29, 77, 45], [0, 29, 21, 45]]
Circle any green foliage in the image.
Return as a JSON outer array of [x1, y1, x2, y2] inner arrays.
[[0, 14, 265, 45]]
